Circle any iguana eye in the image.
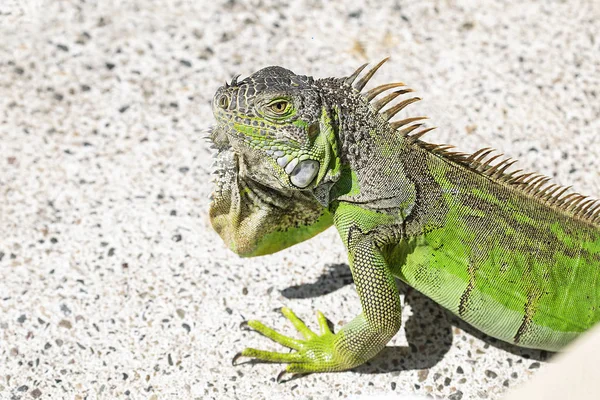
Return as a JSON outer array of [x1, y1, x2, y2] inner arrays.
[[269, 100, 289, 114]]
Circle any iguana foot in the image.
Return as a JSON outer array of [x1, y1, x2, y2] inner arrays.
[[233, 307, 355, 374]]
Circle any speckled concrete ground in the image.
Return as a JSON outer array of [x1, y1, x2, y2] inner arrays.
[[1, 1, 599, 399]]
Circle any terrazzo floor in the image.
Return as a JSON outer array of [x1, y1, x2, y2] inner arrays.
[[1, 0, 599, 399]]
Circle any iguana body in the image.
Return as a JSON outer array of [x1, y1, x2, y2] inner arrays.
[[208, 59, 600, 376]]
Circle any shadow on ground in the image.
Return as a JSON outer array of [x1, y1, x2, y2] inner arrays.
[[281, 263, 552, 374]]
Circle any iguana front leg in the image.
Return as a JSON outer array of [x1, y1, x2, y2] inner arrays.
[[236, 210, 402, 374]]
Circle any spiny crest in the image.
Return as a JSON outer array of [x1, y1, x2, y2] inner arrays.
[[426, 145, 600, 224], [346, 57, 434, 144], [346, 58, 600, 225]]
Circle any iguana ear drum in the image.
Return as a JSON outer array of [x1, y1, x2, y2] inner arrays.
[[289, 160, 319, 188]]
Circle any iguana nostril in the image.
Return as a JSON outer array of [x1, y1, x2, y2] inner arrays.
[[217, 94, 229, 109]]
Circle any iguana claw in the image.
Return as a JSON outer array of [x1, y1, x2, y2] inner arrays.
[[276, 369, 289, 383], [239, 321, 250, 331], [276, 369, 304, 383], [231, 351, 244, 366]]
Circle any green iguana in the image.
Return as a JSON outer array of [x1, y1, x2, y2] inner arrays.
[[207, 58, 600, 379]]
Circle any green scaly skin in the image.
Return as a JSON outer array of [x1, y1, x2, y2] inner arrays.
[[207, 62, 600, 377]]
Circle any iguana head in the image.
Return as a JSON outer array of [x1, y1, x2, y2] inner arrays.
[[207, 60, 434, 255], [211, 66, 341, 190]]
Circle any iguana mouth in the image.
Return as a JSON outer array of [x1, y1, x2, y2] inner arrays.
[[210, 122, 319, 189]]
